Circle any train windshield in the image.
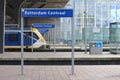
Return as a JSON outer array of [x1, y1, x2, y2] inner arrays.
[[24, 32, 39, 40]]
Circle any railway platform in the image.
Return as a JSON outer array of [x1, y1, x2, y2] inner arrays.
[[0, 52, 120, 80], [0, 65, 120, 80], [0, 52, 120, 65]]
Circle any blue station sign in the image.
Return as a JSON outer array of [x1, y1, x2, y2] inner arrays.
[[39, 29, 49, 35], [22, 9, 73, 18], [32, 24, 55, 28]]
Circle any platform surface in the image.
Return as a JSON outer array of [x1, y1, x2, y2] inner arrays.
[[0, 65, 120, 80], [0, 52, 120, 60]]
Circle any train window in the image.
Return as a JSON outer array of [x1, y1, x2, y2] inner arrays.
[[33, 33, 39, 40], [9, 34, 18, 42], [24, 32, 31, 37], [24, 32, 39, 40]]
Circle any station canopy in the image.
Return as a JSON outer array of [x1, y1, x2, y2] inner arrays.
[[6, 0, 69, 24]]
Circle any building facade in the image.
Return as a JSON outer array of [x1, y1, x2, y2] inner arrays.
[[59, 0, 120, 46]]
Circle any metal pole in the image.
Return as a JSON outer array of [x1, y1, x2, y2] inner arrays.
[[84, 0, 87, 54], [54, 19, 56, 53], [71, 0, 75, 75], [21, 9, 24, 75], [60, 19, 63, 45], [54, 24, 56, 53], [32, 31, 33, 53], [3, 0, 6, 53]]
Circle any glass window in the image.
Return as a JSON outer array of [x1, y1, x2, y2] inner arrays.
[[102, 11, 107, 17], [110, 9, 116, 22], [87, 17, 94, 24], [76, 18, 81, 23], [117, 8, 120, 22], [33, 32, 39, 40], [76, 0, 84, 6], [9, 34, 18, 42], [88, 11, 94, 17], [88, 6, 94, 11], [96, 18, 101, 26], [24, 32, 39, 40], [87, 0, 94, 5], [75, 11, 82, 17], [96, 11, 101, 17], [102, 6, 107, 11], [24, 32, 31, 37], [96, 0, 101, 5], [102, 0, 107, 5], [96, 6, 101, 10]]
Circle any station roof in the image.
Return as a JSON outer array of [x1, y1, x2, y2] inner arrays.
[[6, 0, 69, 24]]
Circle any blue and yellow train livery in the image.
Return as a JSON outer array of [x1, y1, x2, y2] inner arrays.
[[4, 28, 49, 49]]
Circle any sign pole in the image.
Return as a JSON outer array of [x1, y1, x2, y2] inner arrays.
[[71, 0, 75, 75], [53, 24, 55, 53], [32, 31, 33, 53], [54, 19, 56, 53], [22, 8, 73, 75], [21, 9, 24, 75]]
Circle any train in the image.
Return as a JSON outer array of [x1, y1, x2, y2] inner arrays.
[[4, 27, 50, 49]]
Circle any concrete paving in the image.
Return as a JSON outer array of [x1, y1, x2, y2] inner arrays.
[[0, 52, 120, 60], [0, 65, 120, 80]]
